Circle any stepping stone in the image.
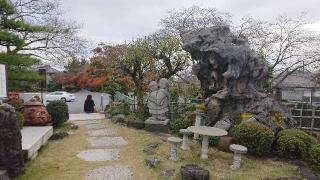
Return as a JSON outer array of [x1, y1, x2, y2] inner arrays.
[[73, 120, 101, 125], [86, 165, 133, 180], [85, 124, 107, 130], [88, 129, 117, 137], [87, 137, 128, 147], [77, 149, 120, 161]]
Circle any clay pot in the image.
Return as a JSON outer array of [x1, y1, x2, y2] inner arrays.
[[23, 101, 51, 126]]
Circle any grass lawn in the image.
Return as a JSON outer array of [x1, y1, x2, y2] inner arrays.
[[15, 119, 301, 180]]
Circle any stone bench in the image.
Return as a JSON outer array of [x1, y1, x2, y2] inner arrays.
[[229, 144, 247, 170]]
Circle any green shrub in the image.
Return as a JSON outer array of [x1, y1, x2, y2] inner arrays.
[[198, 136, 220, 147], [170, 117, 194, 134], [4, 97, 24, 111], [15, 111, 24, 129], [108, 103, 130, 116], [46, 100, 69, 127], [232, 122, 274, 155], [309, 144, 320, 171], [276, 129, 317, 159]]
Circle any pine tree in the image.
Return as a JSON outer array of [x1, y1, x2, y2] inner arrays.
[[0, 0, 46, 91]]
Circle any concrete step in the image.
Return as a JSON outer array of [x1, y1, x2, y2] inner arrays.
[[21, 126, 53, 160]]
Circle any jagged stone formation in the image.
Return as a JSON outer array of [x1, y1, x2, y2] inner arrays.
[[181, 26, 296, 132], [0, 103, 25, 177]]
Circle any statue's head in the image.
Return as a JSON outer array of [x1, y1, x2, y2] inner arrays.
[[148, 81, 158, 92], [159, 78, 169, 89]]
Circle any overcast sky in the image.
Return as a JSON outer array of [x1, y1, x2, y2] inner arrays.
[[61, 0, 320, 45]]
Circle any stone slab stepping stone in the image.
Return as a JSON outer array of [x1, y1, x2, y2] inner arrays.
[[86, 165, 133, 180], [85, 124, 107, 130], [77, 149, 120, 161], [88, 129, 117, 137], [73, 120, 101, 125], [87, 137, 128, 147]]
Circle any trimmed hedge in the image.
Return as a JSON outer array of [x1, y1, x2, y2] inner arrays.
[[309, 144, 320, 171], [170, 117, 194, 134], [46, 100, 69, 127], [198, 136, 220, 147], [276, 129, 317, 159], [232, 122, 274, 155]]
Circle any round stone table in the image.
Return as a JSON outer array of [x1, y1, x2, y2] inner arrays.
[[187, 126, 228, 160]]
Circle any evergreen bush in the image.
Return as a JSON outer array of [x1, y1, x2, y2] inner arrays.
[[46, 100, 69, 127]]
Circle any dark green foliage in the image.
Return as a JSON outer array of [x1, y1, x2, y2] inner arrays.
[[276, 129, 317, 159], [170, 117, 194, 134], [108, 103, 130, 116], [198, 136, 220, 147], [15, 111, 24, 129], [232, 122, 275, 155], [47, 81, 61, 92], [309, 144, 320, 172], [102, 76, 125, 98], [46, 101, 69, 127], [3, 97, 24, 111], [0, 0, 48, 91]]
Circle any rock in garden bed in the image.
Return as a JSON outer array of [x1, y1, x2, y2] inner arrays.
[[127, 119, 145, 129], [50, 131, 69, 140], [181, 164, 209, 180], [145, 157, 160, 168]]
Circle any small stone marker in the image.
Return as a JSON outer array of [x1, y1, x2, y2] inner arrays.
[[77, 149, 120, 162], [145, 157, 160, 167], [229, 144, 247, 170], [180, 129, 192, 151], [167, 137, 182, 161]]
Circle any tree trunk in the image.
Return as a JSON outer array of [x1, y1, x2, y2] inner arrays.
[[136, 86, 144, 113]]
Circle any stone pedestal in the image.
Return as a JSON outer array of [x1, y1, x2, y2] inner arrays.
[[167, 137, 182, 161], [145, 119, 170, 133], [229, 144, 247, 170], [180, 129, 192, 151], [193, 109, 203, 140]]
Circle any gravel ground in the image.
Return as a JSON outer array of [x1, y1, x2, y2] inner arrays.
[[87, 137, 128, 147], [77, 149, 120, 162], [72, 120, 101, 125], [88, 129, 117, 137], [86, 165, 133, 180]]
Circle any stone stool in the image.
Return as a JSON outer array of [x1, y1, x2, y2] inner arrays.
[[167, 137, 182, 161], [229, 144, 247, 170], [180, 129, 192, 150]]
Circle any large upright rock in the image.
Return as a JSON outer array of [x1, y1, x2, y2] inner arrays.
[[181, 26, 296, 131], [0, 103, 25, 177]]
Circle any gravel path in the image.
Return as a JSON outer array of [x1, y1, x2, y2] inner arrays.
[[86, 165, 133, 180]]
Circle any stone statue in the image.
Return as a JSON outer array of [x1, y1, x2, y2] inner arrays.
[[145, 78, 171, 132], [181, 26, 296, 132]]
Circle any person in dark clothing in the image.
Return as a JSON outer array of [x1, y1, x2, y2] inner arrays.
[[84, 95, 95, 113]]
